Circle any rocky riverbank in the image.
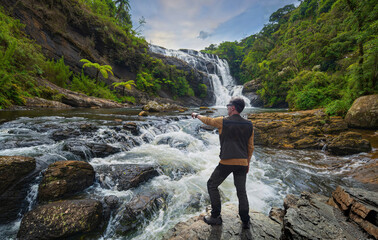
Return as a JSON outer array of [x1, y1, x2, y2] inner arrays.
[[163, 186, 378, 240], [2, 156, 376, 240]]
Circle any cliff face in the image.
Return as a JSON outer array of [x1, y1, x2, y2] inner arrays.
[[2, 0, 210, 106], [4, 0, 141, 82]]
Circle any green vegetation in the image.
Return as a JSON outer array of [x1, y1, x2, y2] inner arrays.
[[80, 59, 114, 82], [0, 0, 203, 109], [202, 0, 377, 115], [0, 6, 46, 108]]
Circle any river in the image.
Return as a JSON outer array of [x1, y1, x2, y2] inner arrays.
[[0, 107, 373, 240]]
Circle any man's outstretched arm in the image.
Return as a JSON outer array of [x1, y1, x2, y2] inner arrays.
[[191, 113, 223, 129]]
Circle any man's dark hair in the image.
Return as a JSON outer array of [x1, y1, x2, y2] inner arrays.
[[227, 97, 245, 113]]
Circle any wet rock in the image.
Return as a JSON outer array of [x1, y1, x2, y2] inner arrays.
[[116, 192, 167, 235], [345, 94, 378, 129], [63, 141, 121, 159], [95, 164, 159, 191], [123, 122, 140, 135], [163, 204, 281, 240], [17, 199, 102, 240], [0, 156, 37, 224], [327, 131, 372, 155], [38, 160, 95, 202], [79, 123, 99, 132], [329, 186, 378, 239], [350, 162, 378, 185], [51, 129, 81, 141], [142, 101, 186, 112], [243, 92, 264, 107], [104, 195, 120, 209]]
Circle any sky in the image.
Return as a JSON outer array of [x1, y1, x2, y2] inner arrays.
[[129, 0, 298, 51]]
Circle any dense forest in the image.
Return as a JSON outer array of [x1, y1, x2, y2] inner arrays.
[[202, 0, 377, 115], [1, 0, 377, 114], [0, 0, 200, 109]]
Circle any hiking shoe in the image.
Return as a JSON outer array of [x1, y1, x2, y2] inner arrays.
[[242, 220, 250, 229], [203, 215, 222, 225]]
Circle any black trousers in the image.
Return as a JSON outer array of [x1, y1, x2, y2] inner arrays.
[[207, 163, 250, 222]]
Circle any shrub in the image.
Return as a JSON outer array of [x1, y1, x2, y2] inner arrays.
[[43, 57, 72, 87]]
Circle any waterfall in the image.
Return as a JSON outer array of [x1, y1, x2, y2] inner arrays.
[[149, 45, 251, 107]]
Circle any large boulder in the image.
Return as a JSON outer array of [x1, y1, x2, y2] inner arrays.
[[95, 164, 159, 191], [282, 192, 358, 240], [327, 131, 372, 155], [345, 95, 378, 129], [38, 160, 95, 202], [242, 79, 262, 93], [142, 101, 187, 112], [116, 192, 167, 235], [63, 141, 121, 159], [163, 204, 281, 240], [24, 97, 72, 109], [0, 156, 37, 223], [329, 186, 378, 239], [17, 199, 102, 240]]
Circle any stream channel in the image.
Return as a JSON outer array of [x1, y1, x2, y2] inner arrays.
[[0, 107, 374, 239]]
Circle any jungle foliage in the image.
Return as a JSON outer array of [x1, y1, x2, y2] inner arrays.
[[202, 0, 377, 115], [0, 0, 197, 109]]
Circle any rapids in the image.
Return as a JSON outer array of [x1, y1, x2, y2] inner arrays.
[[0, 107, 371, 240]]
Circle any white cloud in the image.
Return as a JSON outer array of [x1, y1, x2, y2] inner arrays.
[[130, 0, 297, 50]]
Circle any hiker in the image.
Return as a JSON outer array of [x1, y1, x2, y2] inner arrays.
[[191, 97, 254, 229]]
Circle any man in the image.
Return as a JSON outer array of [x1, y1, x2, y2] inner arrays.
[[191, 97, 254, 229]]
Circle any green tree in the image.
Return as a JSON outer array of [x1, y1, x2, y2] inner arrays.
[[112, 80, 136, 96], [80, 59, 114, 83]]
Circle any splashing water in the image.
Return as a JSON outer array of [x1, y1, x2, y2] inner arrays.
[[0, 108, 370, 240]]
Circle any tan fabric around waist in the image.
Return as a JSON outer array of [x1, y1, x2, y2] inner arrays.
[[219, 158, 248, 166]]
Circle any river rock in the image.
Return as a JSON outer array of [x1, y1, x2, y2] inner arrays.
[[163, 204, 281, 240], [123, 122, 140, 135], [242, 79, 262, 93], [282, 192, 353, 240], [327, 131, 372, 155], [248, 109, 372, 155], [345, 94, 378, 129], [329, 186, 378, 239], [243, 92, 264, 107], [95, 164, 160, 191], [350, 161, 378, 185], [38, 160, 95, 202], [24, 97, 72, 109], [51, 128, 81, 141], [63, 141, 121, 159], [17, 199, 102, 240], [0, 156, 37, 223], [142, 101, 186, 112], [116, 192, 167, 235]]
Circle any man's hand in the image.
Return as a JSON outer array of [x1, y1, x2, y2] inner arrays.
[[191, 112, 200, 119]]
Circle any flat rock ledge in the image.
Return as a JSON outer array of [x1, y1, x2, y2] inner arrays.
[[163, 204, 281, 240], [164, 186, 377, 240], [248, 109, 372, 155]]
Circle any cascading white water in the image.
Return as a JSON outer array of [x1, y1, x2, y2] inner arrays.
[[149, 45, 251, 107], [0, 109, 368, 240]]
